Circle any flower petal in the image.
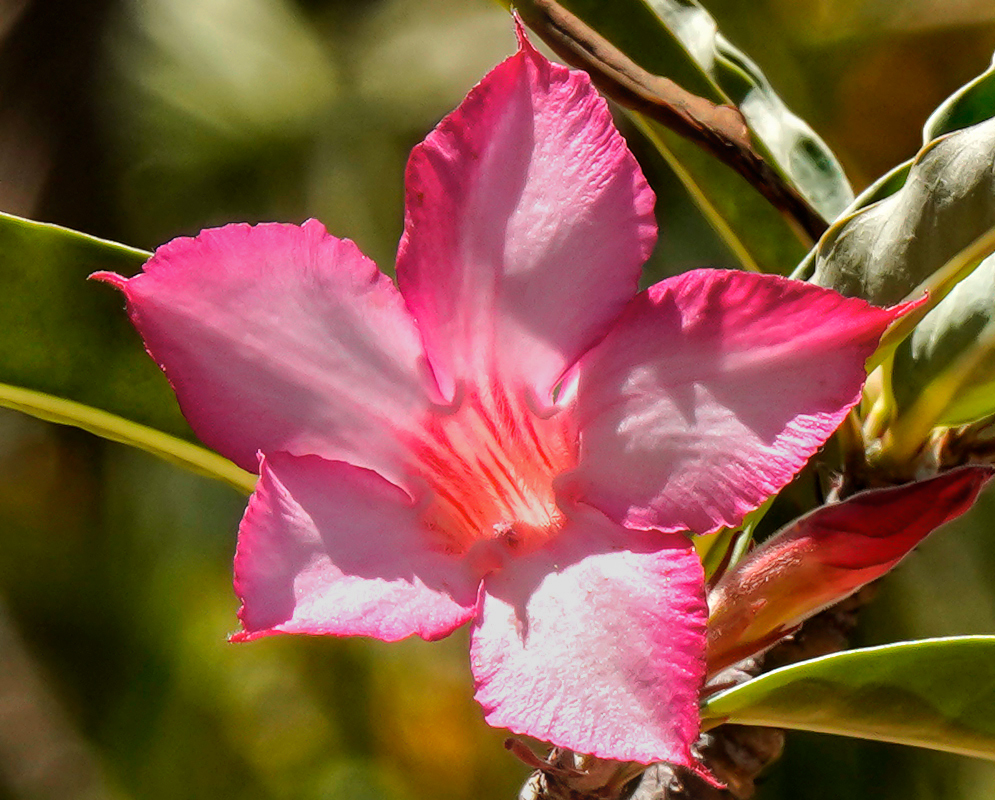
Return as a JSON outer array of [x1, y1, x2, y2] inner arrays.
[[707, 465, 994, 673], [565, 269, 908, 534], [232, 452, 480, 642], [396, 26, 655, 403], [92, 220, 430, 483], [470, 505, 706, 766]]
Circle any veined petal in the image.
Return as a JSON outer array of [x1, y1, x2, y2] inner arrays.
[[232, 452, 480, 643], [565, 269, 907, 534], [707, 465, 994, 673], [470, 505, 706, 767], [93, 220, 431, 484], [396, 25, 655, 403]]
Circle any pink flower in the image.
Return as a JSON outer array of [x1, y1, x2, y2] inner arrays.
[[94, 27, 907, 771]]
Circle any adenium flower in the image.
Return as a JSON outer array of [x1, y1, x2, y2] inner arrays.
[[93, 26, 909, 772]]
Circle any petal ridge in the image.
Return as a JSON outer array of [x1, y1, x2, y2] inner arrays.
[[470, 505, 706, 766], [105, 220, 432, 486]]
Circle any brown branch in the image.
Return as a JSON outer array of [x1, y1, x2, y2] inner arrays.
[[511, 746, 646, 800], [514, 0, 828, 245]]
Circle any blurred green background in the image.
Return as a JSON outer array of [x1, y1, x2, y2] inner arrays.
[[1, 0, 995, 797]]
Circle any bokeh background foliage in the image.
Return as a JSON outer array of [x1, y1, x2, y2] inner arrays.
[[1, 0, 995, 798]]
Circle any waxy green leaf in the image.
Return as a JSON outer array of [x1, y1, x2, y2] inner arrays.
[[702, 637, 995, 761], [924, 52, 995, 143], [0, 383, 254, 493], [871, 55, 995, 432], [0, 212, 253, 491], [811, 115, 995, 306], [892, 254, 995, 428], [795, 50, 995, 285], [638, 0, 853, 221], [799, 52, 995, 445], [630, 118, 807, 273]]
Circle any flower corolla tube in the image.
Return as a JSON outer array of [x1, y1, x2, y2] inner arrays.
[[94, 25, 907, 772]]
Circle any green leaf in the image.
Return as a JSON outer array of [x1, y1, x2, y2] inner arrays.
[[0, 382, 254, 493], [638, 0, 853, 221], [805, 46, 995, 295], [924, 52, 995, 142], [701, 637, 995, 761], [518, 0, 847, 273], [800, 52, 995, 448], [890, 253, 995, 429], [794, 50, 995, 284], [0, 212, 253, 492], [811, 116, 995, 306], [630, 117, 808, 273], [875, 55, 995, 432]]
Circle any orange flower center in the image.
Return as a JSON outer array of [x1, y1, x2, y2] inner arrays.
[[407, 381, 577, 565]]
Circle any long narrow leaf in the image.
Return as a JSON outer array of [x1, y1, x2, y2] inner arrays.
[[638, 0, 852, 221], [0, 383, 254, 493], [631, 117, 805, 272], [0, 212, 247, 488], [555, 0, 853, 221]]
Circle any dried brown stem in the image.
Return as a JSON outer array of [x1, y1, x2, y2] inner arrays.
[[514, 0, 828, 244]]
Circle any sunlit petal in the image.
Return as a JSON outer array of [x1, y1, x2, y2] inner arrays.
[[233, 452, 480, 642], [94, 220, 431, 487], [565, 269, 910, 534], [396, 26, 655, 403], [471, 505, 706, 766]]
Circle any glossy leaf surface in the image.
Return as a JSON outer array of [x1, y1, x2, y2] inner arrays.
[[876, 57, 995, 428], [632, 118, 807, 273], [811, 116, 995, 306], [829, 53, 995, 432], [924, 52, 995, 142], [795, 50, 995, 284], [702, 637, 995, 761], [639, 0, 853, 221], [892, 254, 995, 427]]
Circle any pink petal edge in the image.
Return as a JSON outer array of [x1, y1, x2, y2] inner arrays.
[[93, 221, 432, 490], [470, 504, 707, 767], [396, 24, 655, 404], [565, 269, 913, 535], [232, 451, 479, 643]]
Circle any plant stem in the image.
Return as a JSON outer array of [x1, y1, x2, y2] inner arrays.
[[514, 0, 828, 244]]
